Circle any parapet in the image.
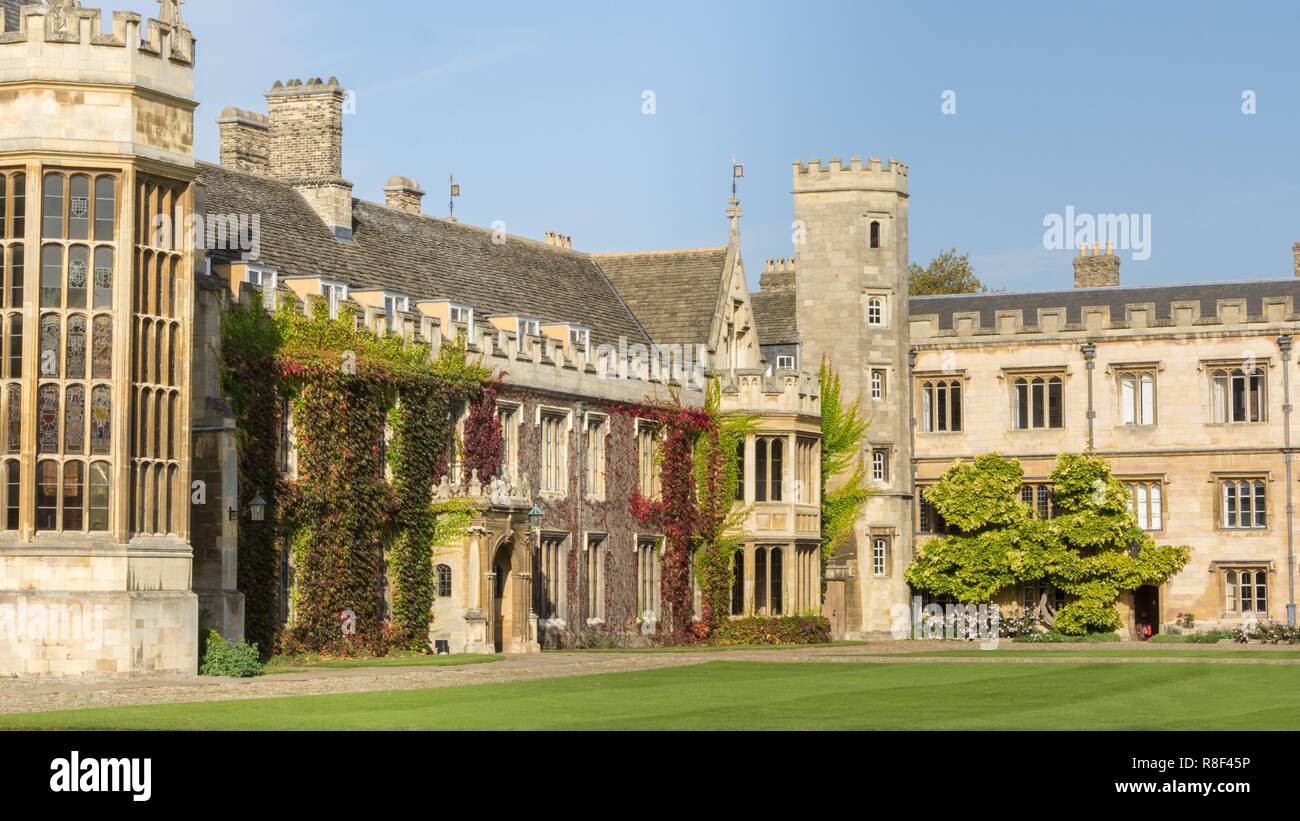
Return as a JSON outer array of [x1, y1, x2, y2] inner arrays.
[[0, 4, 195, 99], [792, 156, 909, 195], [718, 368, 822, 418]]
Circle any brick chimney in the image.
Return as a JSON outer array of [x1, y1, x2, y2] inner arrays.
[[760, 258, 796, 293], [1073, 243, 1121, 288], [217, 108, 270, 175], [383, 177, 425, 215], [1293, 243, 1300, 278], [265, 78, 354, 240]]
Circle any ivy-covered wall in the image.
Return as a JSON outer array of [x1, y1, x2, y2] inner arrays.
[[500, 383, 655, 648]]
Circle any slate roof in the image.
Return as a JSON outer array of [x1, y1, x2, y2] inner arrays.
[[910, 279, 1300, 331], [196, 162, 652, 347], [592, 249, 729, 347], [750, 289, 799, 346]]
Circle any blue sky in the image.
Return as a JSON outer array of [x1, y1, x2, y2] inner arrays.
[[169, 0, 1300, 292]]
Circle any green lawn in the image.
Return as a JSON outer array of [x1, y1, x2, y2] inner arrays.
[[565, 641, 866, 654], [5, 660, 1300, 730], [867, 649, 1300, 660], [265, 654, 503, 674]]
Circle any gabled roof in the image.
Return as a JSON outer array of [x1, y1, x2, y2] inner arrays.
[[196, 162, 651, 347], [750, 289, 798, 346], [910, 279, 1300, 331], [593, 248, 729, 347]]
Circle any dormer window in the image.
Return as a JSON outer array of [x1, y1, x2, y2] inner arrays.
[[319, 280, 348, 320], [448, 303, 473, 326], [246, 267, 277, 290], [382, 293, 409, 333], [518, 317, 541, 338], [569, 326, 590, 351]]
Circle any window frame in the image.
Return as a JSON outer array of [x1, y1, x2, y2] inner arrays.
[[1008, 370, 1066, 431], [1124, 479, 1165, 532], [1208, 364, 1268, 425], [1217, 475, 1269, 531]]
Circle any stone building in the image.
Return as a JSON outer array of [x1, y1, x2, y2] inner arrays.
[[0, 0, 199, 675], [756, 153, 1300, 639]]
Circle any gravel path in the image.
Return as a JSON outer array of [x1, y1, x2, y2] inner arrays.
[[0, 642, 1294, 716]]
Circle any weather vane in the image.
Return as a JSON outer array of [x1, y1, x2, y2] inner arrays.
[[449, 175, 461, 219], [732, 157, 744, 198]]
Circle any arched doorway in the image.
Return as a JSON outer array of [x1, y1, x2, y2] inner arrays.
[[1134, 586, 1160, 640], [492, 542, 513, 653]]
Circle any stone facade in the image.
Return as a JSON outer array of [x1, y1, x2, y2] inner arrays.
[[791, 157, 913, 639], [0, 2, 199, 676]]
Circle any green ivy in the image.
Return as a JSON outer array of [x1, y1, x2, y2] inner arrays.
[[224, 295, 489, 657], [819, 361, 872, 564], [906, 452, 1191, 635]]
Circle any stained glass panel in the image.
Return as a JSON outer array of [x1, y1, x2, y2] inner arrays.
[[69, 175, 90, 240], [38, 384, 58, 454], [67, 245, 88, 309], [90, 385, 110, 455], [66, 314, 86, 379], [39, 313, 59, 378], [93, 246, 113, 309], [92, 315, 112, 379], [65, 384, 85, 453]]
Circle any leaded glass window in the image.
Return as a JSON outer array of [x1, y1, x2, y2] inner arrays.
[[4, 460, 17, 532], [4, 384, 18, 454], [37, 384, 58, 453], [66, 314, 86, 379], [65, 384, 85, 454], [5, 314, 19, 379], [63, 461, 84, 531], [7, 243, 22, 309], [67, 245, 88, 309], [42, 174, 63, 239], [36, 460, 57, 530], [39, 313, 59, 378], [92, 315, 112, 379], [40, 244, 61, 308], [89, 461, 110, 531], [93, 246, 113, 309], [94, 177, 115, 242], [90, 385, 111, 455], [69, 175, 90, 241], [10, 174, 24, 238]]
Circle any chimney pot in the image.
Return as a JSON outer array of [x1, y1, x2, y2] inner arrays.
[[384, 176, 425, 215]]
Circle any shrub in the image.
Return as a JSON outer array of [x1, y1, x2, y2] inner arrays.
[[200, 630, 266, 678], [1241, 620, 1300, 645], [1150, 629, 1235, 645], [708, 616, 832, 646]]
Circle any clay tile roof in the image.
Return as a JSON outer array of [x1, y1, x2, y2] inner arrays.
[[750, 289, 799, 346], [593, 248, 728, 347], [196, 162, 650, 347]]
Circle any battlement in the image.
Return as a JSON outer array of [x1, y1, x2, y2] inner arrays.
[[718, 369, 822, 418], [0, 3, 194, 98], [792, 155, 909, 195], [267, 76, 345, 98]]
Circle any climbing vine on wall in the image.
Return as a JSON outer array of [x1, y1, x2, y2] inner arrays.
[[223, 294, 488, 657], [220, 292, 284, 661], [628, 395, 711, 643], [461, 377, 505, 483], [691, 381, 755, 634]]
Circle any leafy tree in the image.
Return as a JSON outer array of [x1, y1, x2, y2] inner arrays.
[[908, 247, 987, 296], [818, 362, 872, 564], [906, 453, 1190, 635]]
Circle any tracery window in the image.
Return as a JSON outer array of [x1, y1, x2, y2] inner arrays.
[[37, 384, 59, 453], [65, 384, 85, 454], [92, 315, 112, 379], [39, 313, 59, 378], [920, 379, 963, 432], [90, 386, 111, 455], [4, 384, 19, 454], [1013, 374, 1064, 430]]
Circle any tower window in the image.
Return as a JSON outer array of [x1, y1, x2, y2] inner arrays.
[[867, 297, 885, 327], [870, 221, 881, 249]]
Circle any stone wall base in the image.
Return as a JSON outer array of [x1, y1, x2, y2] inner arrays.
[[0, 590, 198, 678]]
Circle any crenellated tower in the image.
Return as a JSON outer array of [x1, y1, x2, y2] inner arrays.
[[793, 156, 912, 639], [0, 1, 200, 675]]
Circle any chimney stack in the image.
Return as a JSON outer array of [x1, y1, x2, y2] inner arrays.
[[265, 78, 354, 240], [760, 258, 796, 293], [544, 232, 573, 250], [1073, 242, 1121, 288], [1293, 243, 1300, 278], [217, 108, 271, 175], [384, 177, 425, 215]]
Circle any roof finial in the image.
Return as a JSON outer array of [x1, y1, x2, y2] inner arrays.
[[158, 0, 186, 28]]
